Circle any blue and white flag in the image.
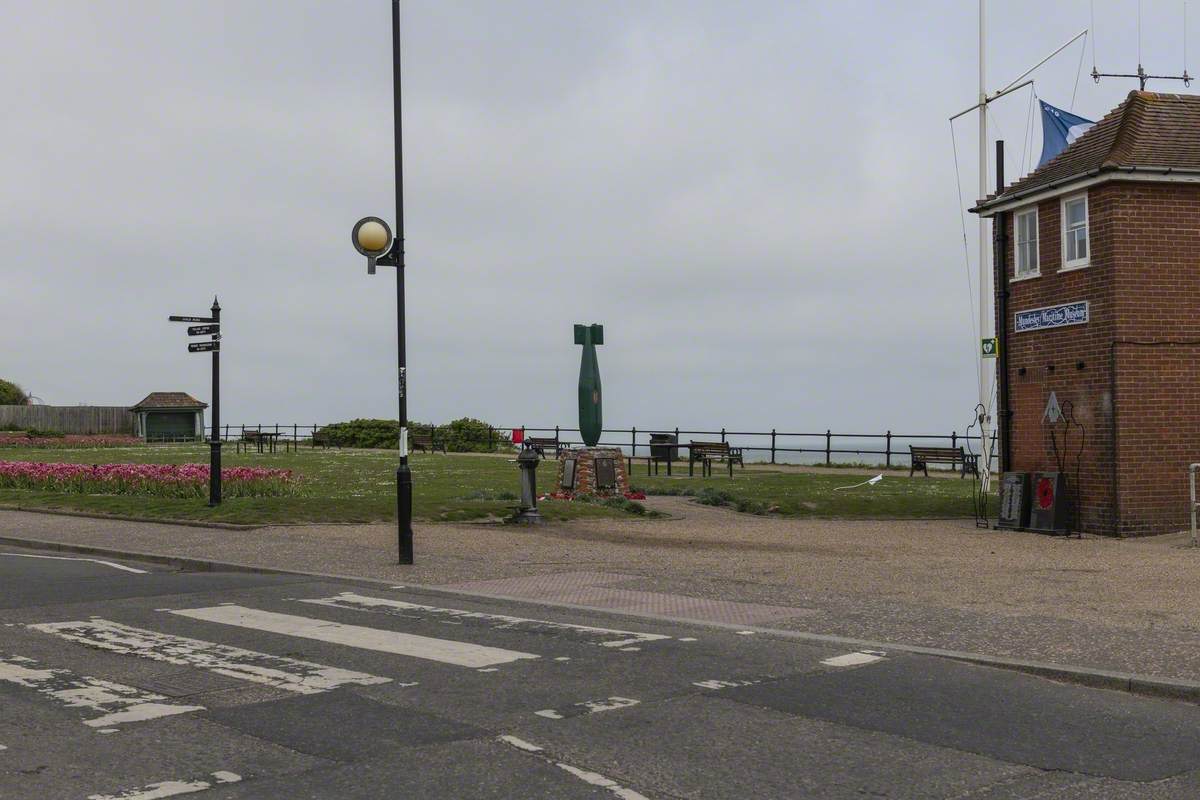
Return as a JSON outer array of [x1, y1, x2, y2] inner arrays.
[[1038, 101, 1095, 167]]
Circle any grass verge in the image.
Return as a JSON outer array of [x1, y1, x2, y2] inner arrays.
[[632, 466, 985, 518], [0, 446, 616, 525]]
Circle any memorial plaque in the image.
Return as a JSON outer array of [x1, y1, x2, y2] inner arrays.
[[594, 457, 616, 490], [561, 458, 577, 491], [996, 472, 1029, 529]]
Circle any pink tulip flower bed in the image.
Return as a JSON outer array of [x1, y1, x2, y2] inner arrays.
[[0, 433, 144, 448], [0, 461, 294, 498]]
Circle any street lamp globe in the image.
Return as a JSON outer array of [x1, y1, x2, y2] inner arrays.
[[356, 219, 390, 253], [351, 216, 394, 261]]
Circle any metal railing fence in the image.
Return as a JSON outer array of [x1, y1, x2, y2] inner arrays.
[[212, 423, 999, 468]]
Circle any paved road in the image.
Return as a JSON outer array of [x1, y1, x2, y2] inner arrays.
[[3, 546, 1200, 799]]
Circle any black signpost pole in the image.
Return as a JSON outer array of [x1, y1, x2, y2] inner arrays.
[[209, 298, 222, 506], [170, 303, 222, 505], [392, 0, 413, 565]]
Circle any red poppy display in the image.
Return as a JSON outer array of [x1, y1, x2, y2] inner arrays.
[[1036, 477, 1055, 510]]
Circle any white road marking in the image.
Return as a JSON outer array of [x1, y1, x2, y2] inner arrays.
[[477, 668, 499, 673], [693, 679, 760, 690], [497, 736, 649, 800], [581, 697, 639, 713], [87, 770, 241, 800], [619, 647, 641, 652], [556, 763, 650, 800], [535, 696, 639, 720], [0, 552, 148, 574], [736, 631, 756, 636], [28, 619, 390, 695], [497, 735, 543, 752], [170, 605, 539, 669], [0, 656, 202, 728], [821, 651, 886, 668], [299, 592, 671, 648], [554, 657, 571, 662], [97, 729, 120, 734], [0, 744, 7, 750], [678, 637, 698, 642]]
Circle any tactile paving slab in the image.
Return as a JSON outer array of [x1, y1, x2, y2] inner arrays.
[[438, 572, 814, 626]]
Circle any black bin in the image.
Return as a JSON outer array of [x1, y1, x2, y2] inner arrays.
[[649, 433, 678, 462]]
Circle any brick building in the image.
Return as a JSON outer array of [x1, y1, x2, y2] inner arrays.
[[974, 91, 1200, 536]]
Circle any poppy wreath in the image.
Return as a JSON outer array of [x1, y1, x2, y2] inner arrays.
[[1036, 477, 1055, 510]]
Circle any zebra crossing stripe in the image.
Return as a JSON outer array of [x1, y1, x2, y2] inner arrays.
[[0, 655, 203, 728], [87, 770, 241, 800], [298, 592, 672, 649], [169, 605, 540, 668], [27, 620, 391, 695]]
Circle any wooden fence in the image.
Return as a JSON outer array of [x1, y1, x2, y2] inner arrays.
[[0, 405, 135, 435]]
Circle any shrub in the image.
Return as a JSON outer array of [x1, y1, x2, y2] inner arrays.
[[22, 428, 64, 438], [0, 380, 27, 406], [317, 419, 399, 449], [316, 418, 512, 452]]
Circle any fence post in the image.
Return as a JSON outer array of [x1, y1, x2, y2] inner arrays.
[[721, 427, 726, 443], [885, 430, 892, 468], [951, 431, 958, 449], [555, 425, 560, 447], [770, 429, 776, 464], [631, 426, 636, 459], [825, 429, 832, 466], [488, 426, 494, 451]]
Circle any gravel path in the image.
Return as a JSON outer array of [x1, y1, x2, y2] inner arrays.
[[3, 502, 1198, 679]]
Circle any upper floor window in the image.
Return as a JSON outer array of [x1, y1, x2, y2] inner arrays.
[[1062, 193, 1089, 269], [1015, 207, 1039, 277]]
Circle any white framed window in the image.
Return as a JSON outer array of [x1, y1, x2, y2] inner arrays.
[[1061, 193, 1089, 269], [1014, 207, 1039, 277]]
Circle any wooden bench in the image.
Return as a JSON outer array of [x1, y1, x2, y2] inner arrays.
[[410, 432, 446, 454], [526, 435, 562, 458], [909, 445, 978, 478], [688, 441, 744, 477]]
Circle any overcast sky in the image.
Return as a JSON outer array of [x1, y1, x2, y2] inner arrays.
[[1, 1, 1183, 436]]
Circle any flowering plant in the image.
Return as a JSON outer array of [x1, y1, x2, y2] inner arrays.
[[0, 461, 294, 498], [0, 434, 143, 448]]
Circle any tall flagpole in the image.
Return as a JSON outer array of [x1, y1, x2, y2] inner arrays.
[[978, 0, 994, 491]]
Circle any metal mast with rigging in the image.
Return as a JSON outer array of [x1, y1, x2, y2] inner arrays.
[[950, 1, 1087, 494]]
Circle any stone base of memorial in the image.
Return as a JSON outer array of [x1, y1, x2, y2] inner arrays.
[[556, 447, 630, 497]]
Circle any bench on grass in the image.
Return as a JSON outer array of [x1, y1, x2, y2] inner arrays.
[[236, 430, 282, 454], [526, 435, 562, 458], [688, 440, 745, 477], [909, 445, 978, 478], [410, 432, 446, 454]]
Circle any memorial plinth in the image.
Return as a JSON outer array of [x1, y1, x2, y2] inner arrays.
[[556, 447, 629, 497]]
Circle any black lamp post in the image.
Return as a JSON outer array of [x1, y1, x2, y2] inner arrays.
[[351, 0, 412, 564]]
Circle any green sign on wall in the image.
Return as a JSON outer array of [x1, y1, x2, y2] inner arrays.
[[981, 337, 998, 358]]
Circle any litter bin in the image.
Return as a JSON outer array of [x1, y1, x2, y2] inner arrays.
[[649, 433, 678, 475], [649, 433, 679, 462]]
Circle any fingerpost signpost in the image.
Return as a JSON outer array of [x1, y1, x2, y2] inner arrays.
[[169, 297, 222, 506]]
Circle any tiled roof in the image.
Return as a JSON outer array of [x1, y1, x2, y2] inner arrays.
[[975, 91, 1200, 210], [131, 392, 207, 410]]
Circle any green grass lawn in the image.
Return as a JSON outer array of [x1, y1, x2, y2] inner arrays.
[[631, 466, 985, 519], [0, 445, 986, 525], [0, 445, 614, 525]]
